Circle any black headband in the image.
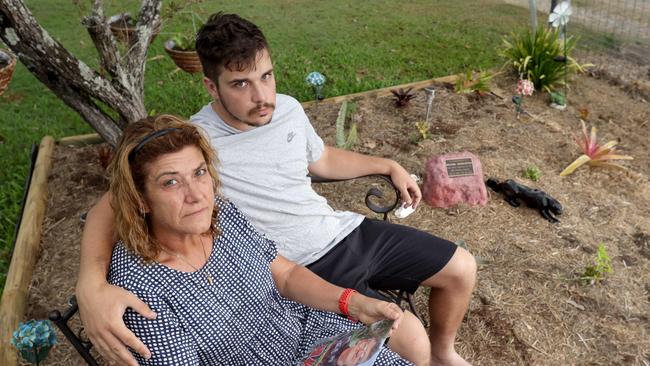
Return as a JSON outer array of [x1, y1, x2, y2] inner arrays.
[[128, 128, 182, 162]]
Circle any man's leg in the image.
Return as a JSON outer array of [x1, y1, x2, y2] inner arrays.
[[340, 218, 475, 366], [386, 310, 431, 365], [420, 247, 476, 366]]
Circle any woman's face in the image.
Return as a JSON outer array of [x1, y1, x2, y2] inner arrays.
[[142, 145, 215, 238]]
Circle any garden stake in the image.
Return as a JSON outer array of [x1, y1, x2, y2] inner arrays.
[[424, 86, 436, 127]]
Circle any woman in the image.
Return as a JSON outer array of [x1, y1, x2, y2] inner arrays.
[[106, 115, 412, 365]]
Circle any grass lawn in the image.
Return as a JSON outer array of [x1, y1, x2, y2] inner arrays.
[[0, 0, 530, 291]]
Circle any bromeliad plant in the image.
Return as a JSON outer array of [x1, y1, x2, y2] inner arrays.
[[11, 320, 57, 365], [390, 88, 416, 108], [560, 120, 633, 176]]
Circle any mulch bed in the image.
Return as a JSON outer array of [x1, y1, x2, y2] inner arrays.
[[22, 52, 650, 365]]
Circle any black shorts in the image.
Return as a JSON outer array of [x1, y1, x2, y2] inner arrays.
[[306, 218, 457, 300]]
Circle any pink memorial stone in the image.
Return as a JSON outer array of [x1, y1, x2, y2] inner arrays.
[[422, 151, 488, 208]]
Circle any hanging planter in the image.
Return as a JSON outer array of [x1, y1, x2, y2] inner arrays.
[[164, 39, 202, 73], [108, 13, 161, 44], [0, 49, 17, 96]]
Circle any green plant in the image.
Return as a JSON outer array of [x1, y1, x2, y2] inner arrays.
[[412, 120, 430, 143], [502, 26, 590, 92], [335, 100, 358, 149], [165, 9, 205, 51], [454, 70, 493, 94], [170, 33, 195, 51], [390, 87, 415, 108], [581, 243, 613, 285], [560, 120, 633, 176], [522, 165, 541, 181]]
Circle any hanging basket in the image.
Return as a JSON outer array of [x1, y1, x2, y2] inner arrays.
[[164, 40, 202, 73], [108, 13, 161, 44], [0, 49, 17, 96]]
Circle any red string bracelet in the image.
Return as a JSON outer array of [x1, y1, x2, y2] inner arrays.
[[338, 288, 358, 322]]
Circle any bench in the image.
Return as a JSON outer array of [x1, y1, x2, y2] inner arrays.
[[50, 174, 425, 364]]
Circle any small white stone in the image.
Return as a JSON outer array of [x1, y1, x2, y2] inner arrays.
[[394, 203, 415, 219]]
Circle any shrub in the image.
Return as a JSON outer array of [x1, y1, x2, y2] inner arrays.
[[501, 26, 587, 92]]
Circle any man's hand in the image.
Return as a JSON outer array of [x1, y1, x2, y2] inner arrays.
[[76, 283, 156, 365], [389, 163, 422, 209], [347, 294, 403, 335]]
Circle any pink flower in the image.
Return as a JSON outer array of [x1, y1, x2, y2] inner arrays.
[[516, 79, 534, 96]]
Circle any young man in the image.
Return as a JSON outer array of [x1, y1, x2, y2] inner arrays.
[[76, 12, 476, 366]]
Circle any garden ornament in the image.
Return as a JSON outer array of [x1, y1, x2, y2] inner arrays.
[[306, 71, 326, 100], [422, 151, 488, 208], [424, 86, 436, 126], [11, 319, 58, 365], [549, 1, 572, 28], [513, 78, 534, 118], [549, 1, 572, 108], [486, 178, 562, 223]]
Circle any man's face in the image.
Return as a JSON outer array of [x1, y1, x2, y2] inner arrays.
[[203, 48, 276, 131]]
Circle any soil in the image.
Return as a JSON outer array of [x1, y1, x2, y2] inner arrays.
[[23, 53, 649, 365]]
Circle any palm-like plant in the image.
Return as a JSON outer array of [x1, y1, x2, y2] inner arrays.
[[560, 120, 633, 176]]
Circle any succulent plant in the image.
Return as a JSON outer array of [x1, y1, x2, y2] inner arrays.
[[390, 87, 416, 108]]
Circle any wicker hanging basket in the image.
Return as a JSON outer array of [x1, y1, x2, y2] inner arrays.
[[108, 13, 161, 44], [164, 40, 202, 73], [0, 49, 17, 96]]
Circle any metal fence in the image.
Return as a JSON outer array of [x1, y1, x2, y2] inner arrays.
[[510, 0, 650, 62]]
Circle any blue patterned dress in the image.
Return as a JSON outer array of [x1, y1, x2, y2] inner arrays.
[[108, 200, 412, 365]]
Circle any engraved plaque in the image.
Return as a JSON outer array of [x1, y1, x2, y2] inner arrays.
[[445, 158, 475, 178]]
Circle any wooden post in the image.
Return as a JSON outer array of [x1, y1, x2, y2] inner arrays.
[[0, 136, 55, 366]]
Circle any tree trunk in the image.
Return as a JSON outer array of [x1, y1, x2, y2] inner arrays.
[[0, 0, 161, 146]]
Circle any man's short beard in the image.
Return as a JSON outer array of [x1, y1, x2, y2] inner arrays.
[[216, 87, 274, 128]]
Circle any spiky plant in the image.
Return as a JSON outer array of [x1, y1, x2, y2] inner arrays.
[[502, 26, 591, 92], [390, 88, 416, 108], [560, 120, 633, 176]]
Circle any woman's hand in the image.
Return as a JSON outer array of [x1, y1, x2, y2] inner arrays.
[[347, 293, 403, 334]]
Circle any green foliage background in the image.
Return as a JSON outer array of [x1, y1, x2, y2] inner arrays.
[[0, 0, 532, 291]]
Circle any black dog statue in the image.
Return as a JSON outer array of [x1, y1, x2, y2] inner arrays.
[[486, 178, 563, 223]]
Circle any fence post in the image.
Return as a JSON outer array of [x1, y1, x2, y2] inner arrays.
[[529, 0, 538, 34]]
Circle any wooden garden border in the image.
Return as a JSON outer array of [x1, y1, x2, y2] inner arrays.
[[0, 74, 458, 365], [0, 136, 55, 366]]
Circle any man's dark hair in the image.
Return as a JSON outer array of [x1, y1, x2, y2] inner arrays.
[[195, 12, 269, 84]]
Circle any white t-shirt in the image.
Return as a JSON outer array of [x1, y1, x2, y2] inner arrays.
[[191, 94, 363, 265]]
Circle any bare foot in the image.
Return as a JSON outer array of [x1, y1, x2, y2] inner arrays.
[[430, 351, 472, 366]]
